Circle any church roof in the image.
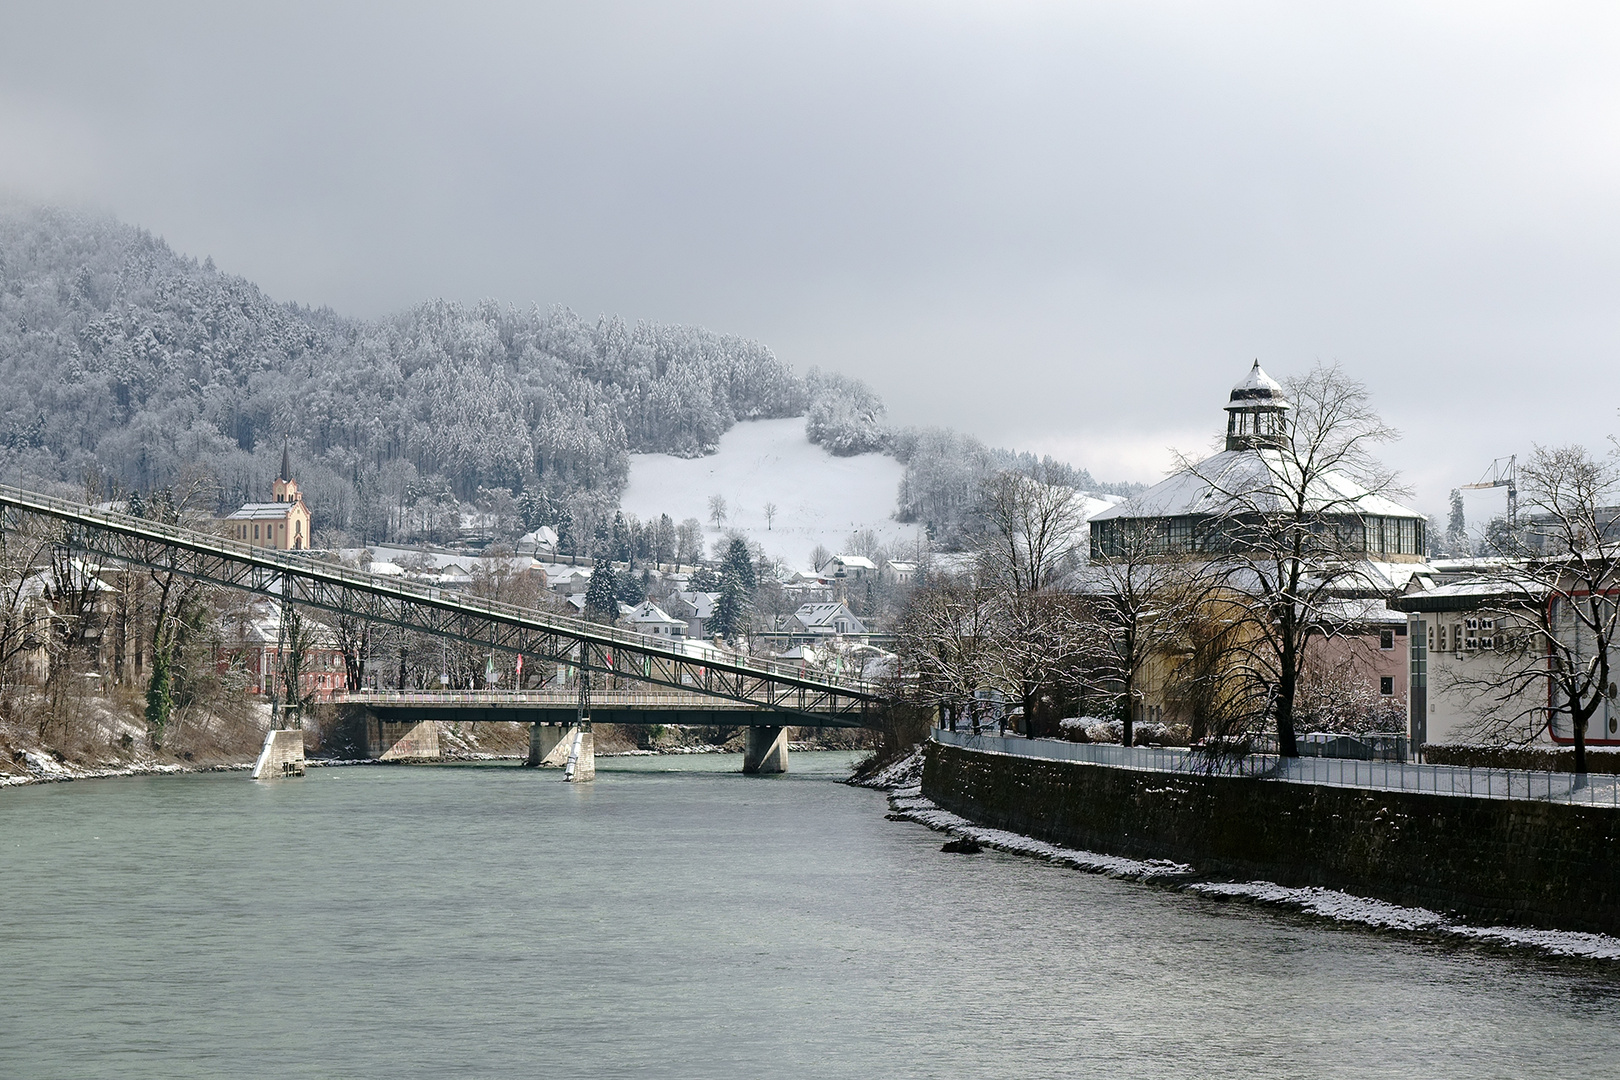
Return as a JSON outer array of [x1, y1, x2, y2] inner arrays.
[[1090, 448, 1423, 523], [226, 502, 297, 521]]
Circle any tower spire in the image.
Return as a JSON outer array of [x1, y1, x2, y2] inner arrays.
[[280, 438, 291, 483]]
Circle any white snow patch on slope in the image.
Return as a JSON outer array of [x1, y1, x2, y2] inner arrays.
[[621, 418, 913, 568]]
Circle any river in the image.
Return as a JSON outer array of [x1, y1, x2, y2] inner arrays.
[[3, 753, 1617, 1079]]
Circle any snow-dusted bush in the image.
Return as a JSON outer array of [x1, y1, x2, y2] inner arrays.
[[804, 368, 888, 456]]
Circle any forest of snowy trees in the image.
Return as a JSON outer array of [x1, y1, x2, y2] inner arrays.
[[0, 207, 1134, 553]]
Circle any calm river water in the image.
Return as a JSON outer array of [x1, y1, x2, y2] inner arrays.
[[3, 753, 1619, 1079]]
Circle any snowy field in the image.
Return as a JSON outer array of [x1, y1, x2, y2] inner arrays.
[[620, 418, 916, 569]]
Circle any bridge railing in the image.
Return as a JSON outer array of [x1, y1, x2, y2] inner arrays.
[[0, 483, 884, 702]]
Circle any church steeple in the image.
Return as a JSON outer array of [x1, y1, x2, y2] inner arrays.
[[272, 442, 302, 506], [1224, 360, 1291, 451]]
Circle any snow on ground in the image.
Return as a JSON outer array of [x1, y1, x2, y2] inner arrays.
[[620, 418, 915, 568]]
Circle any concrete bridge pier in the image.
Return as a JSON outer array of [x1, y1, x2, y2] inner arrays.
[[528, 722, 562, 766], [564, 723, 595, 782], [743, 725, 789, 774]]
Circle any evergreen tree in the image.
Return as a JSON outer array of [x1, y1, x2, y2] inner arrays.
[[722, 536, 757, 593], [689, 565, 722, 592], [611, 510, 631, 562], [583, 559, 619, 621], [710, 577, 749, 640], [615, 567, 646, 606]]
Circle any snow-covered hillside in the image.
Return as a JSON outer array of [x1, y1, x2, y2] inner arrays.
[[620, 418, 915, 569]]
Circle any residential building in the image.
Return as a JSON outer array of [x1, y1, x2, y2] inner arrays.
[[883, 560, 917, 585], [624, 600, 687, 638], [781, 601, 867, 643], [819, 554, 877, 582], [664, 590, 721, 638], [216, 601, 346, 702]]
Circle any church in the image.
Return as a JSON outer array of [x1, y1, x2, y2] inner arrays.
[[223, 445, 313, 550]]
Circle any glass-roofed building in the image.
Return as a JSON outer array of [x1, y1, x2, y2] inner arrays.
[[1089, 362, 1428, 566]]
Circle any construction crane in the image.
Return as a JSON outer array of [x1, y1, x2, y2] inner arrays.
[[1460, 455, 1517, 525]]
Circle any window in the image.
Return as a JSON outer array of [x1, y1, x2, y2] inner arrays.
[[1380, 677, 1394, 696], [1380, 630, 1395, 651], [1427, 624, 1435, 651]]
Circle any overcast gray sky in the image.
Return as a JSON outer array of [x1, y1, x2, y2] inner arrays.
[[3, 1, 1617, 522]]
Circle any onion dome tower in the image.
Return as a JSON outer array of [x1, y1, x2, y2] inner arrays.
[[1224, 360, 1291, 451]]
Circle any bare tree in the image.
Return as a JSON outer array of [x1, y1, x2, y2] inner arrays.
[[676, 518, 704, 566], [896, 572, 999, 732], [707, 494, 728, 530], [1438, 444, 1620, 776], [977, 470, 1087, 737], [1077, 522, 1203, 747], [0, 512, 56, 687], [1183, 363, 1406, 756], [763, 502, 777, 531]]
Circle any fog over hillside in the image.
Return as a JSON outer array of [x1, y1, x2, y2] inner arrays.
[[0, 206, 1133, 552]]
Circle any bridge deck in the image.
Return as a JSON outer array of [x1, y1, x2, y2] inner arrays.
[[334, 689, 848, 727]]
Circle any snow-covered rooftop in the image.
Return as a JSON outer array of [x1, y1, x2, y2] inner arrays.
[[1227, 360, 1290, 408], [1091, 448, 1422, 523], [225, 502, 296, 521]]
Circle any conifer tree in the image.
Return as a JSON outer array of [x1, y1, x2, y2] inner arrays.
[[722, 537, 757, 593], [583, 559, 619, 621], [710, 577, 749, 640]]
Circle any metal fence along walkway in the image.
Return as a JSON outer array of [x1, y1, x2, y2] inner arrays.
[[934, 729, 1620, 807], [0, 483, 885, 725]]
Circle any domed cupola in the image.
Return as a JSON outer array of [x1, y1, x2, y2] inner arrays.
[[1225, 360, 1291, 451]]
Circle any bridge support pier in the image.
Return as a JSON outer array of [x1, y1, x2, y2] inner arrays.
[[743, 725, 789, 774], [252, 727, 305, 779], [528, 723, 562, 766], [564, 723, 595, 782]]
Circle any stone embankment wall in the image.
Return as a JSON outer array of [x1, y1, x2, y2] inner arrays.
[[923, 742, 1620, 935]]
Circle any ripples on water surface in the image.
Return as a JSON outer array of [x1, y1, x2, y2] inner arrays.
[[3, 753, 1618, 1079]]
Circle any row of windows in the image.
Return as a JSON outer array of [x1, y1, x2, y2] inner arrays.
[[1090, 515, 1427, 559], [230, 518, 306, 548]]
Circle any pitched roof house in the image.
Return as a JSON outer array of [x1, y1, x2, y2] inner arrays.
[[819, 554, 878, 581], [664, 590, 721, 639], [624, 600, 687, 638], [783, 601, 866, 641]]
